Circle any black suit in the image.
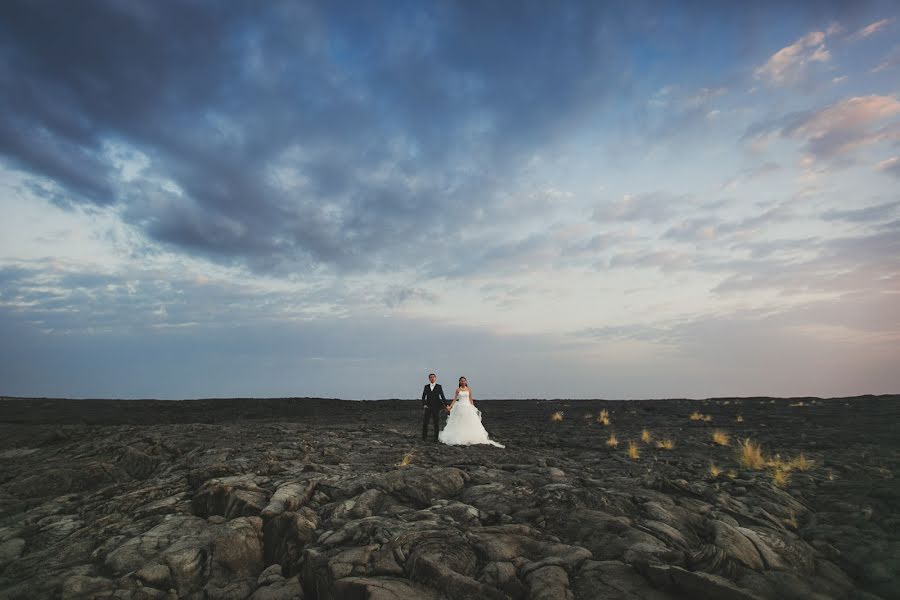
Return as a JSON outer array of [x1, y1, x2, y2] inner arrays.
[[421, 383, 447, 440]]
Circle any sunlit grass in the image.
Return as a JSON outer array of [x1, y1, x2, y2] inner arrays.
[[773, 469, 791, 488], [641, 429, 652, 444], [627, 441, 640, 460], [597, 409, 611, 426], [789, 453, 812, 472], [703, 414, 713, 422], [656, 439, 675, 450], [738, 438, 766, 470], [766, 454, 792, 473], [736, 415, 744, 423], [397, 450, 415, 468], [606, 433, 619, 448], [711, 430, 730, 446], [690, 410, 704, 421], [550, 411, 564, 422], [726, 470, 737, 479], [709, 462, 722, 477]]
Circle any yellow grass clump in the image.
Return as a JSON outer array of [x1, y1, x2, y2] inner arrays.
[[656, 439, 675, 450], [709, 462, 722, 477], [627, 441, 640, 460], [736, 415, 744, 423], [606, 433, 619, 448], [397, 450, 415, 468], [773, 469, 791, 488], [690, 410, 704, 421], [738, 438, 766, 470], [711, 430, 730, 446], [550, 411, 564, 422], [597, 409, 611, 426], [789, 453, 812, 472], [641, 429, 652, 443], [703, 414, 714, 422], [767, 454, 792, 473]]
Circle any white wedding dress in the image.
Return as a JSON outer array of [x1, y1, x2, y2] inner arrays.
[[439, 391, 504, 447]]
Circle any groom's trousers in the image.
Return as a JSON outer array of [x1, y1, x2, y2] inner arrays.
[[422, 405, 441, 440]]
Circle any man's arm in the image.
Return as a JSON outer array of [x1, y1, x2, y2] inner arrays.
[[422, 385, 428, 405], [438, 385, 447, 402]]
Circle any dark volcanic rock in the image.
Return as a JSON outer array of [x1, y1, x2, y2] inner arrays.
[[0, 395, 898, 599]]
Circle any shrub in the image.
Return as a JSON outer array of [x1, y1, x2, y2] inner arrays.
[[789, 453, 812, 471], [773, 469, 790, 488], [606, 433, 619, 448], [738, 438, 766, 470], [711, 430, 730, 446], [597, 409, 611, 426], [627, 441, 640, 460]]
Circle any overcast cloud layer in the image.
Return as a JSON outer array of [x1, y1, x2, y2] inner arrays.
[[1, 1, 898, 399]]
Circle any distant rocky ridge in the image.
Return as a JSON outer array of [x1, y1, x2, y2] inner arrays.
[[0, 396, 897, 599]]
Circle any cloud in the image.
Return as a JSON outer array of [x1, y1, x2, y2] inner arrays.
[[783, 95, 900, 160], [822, 200, 900, 222], [872, 45, 900, 72], [593, 191, 692, 223], [850, 17, 895, 40], [663, 204, 793, 243], [746, 95, 900, 164], [876, 156, 900, 177], [754, 30, 831, 86], [0, 1, 632, 277]]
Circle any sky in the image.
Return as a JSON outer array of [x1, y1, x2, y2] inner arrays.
[[1, 1, 898, 400]]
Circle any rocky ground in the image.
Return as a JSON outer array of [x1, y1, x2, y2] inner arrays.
[[0, 395, 898, 600]]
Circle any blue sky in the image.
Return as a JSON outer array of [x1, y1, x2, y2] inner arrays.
[[1, 1, 898, 399]]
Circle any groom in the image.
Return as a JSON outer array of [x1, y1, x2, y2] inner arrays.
[[421, 372, 448, 441]]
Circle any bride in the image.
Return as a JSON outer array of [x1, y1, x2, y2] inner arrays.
[[439, 377, 504, 448]]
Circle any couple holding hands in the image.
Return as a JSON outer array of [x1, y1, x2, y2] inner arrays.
[[421, 373, 503, 447]]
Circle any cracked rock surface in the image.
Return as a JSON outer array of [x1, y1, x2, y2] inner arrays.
[[0, 396, 897, 599]]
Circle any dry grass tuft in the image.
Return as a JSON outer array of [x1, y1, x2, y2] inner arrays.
[[656, 439, 675, 450], [703, 414, 714, 422], [711, 430, 730, 446], [767, 454, 792, 473], [397, 450, 415, 468], [641, 429, 652, 444], [789, 453, 812, 472], [550, 411, 564, 422], [708, 462, 722, 477], [726, 470, 737, 479], [738, 438, 766, 470], [627, 441, 640, 460], [597, 409, 611, 426], [773, 469, 791, 488], [689, 410, 704, 421], [736, 415, 744, 423], [606, 433, 619, 448]]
